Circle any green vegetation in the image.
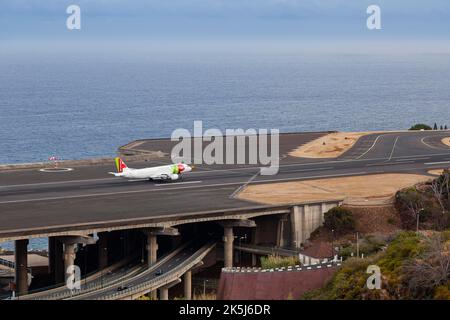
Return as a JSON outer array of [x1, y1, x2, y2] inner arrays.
[[301, 171, 450, 300], [302, 231, 450, 300], [260, 255, 300, 269], [323, 207, 356, 235], [339, 234, 390, 259], [409, 123, 432, 130]]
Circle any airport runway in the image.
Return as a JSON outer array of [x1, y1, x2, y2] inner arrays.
[[0, 131, 449, 238]]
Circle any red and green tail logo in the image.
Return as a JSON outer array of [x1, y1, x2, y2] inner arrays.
[[115, 158, 128, 173], [172, 164, 185, 174]]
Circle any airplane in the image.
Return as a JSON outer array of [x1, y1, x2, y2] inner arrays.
[[109, 157, 193, 181]]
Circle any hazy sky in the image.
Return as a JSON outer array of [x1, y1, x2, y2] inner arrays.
[[1, 0, 450, 53]]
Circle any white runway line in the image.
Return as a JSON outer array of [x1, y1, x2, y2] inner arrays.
[[391, 161, 415, 165], [425, 161, 450, 165], [285, 167, 334, 173], [229, 170, 260, 198], [386, 136, 399, 161], [355, 135, 383, 159], [394, 157, 429, 162], [154, 181, 202, 186], [420, 136, 448, 150]]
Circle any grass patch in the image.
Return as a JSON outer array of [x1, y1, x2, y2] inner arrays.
[[260, 255, 300, 269]]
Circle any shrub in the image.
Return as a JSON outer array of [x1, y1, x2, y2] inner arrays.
[[395, 173, 450, 230], [338, 234, 387, 259], [387, 217, 395, 225], [302, 231, 428, 300], [260, 255, 300, 269], [434, 282, 450, 299], [323, 207, 356, 235], [409, 123, 432, 130]]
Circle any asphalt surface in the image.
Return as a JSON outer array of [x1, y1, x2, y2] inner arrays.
[[1, 131, 450, 239]]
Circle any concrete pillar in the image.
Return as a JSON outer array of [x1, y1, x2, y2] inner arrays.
[[64, 243, 77, 282], [277, 214, 289, 247], [146, 234, 158, 267], [321, 203, 328, 225], [183, 270, 192, 300], [48, 237, 55, 274], [147, 231, 159, 300], [48, 237, 64, 284], [223, 227, 234, 268], [290, 205, 305, 249], [303, 205, 309, 245], [14, 239, 29, 295], [159, 287, 169, 300], [158, 279, 181, 300], [252, 254, 257, 267], [98, 233, 108, 269]]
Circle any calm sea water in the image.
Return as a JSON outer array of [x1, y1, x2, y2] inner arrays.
[[1, 52, 449, 250], [1, 52, 450, 165]]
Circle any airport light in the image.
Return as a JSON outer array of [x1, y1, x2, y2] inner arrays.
[[331, 229, 335, 258], [203, 279, 209, 296], [356, 232, 360, 259], [417, 208, 424, 235]]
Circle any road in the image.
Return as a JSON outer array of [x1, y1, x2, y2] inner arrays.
[[0, 131, 449, 239], [70, 242, 214, 300]]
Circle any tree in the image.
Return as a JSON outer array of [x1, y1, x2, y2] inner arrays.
[[396, 188, 425, 229], [434, 123, 438, 130], [431, 171, 450, 215], [409, 124, 432, 131], [323, 207, 355, 235]]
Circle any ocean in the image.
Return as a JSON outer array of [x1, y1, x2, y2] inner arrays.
[[1, 51, 449, 250]]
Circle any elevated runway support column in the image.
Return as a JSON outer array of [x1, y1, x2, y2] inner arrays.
[[147, 234, 158, 267], [48, 237, 64, 284], [64, 243, 77, 282], [252, 254, 257, 267], [14, 239, 29, 295], [220, 219, 256, 268], [184, 270, 192, 300], [48, 237, 55, 274], [143, 227, 179, 268], [98, 232, 108, 269], [159, 279, 181, 300], [290, 205, 305, 249], [159, 287, 169, 300], [145, 232, 158, 300], [142, 227, 179, 299], [59, 236, 97, 282], [223, 227, 234, 268]]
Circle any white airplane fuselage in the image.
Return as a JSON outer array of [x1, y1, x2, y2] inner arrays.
[[118, 166, 175, 179], [110, 159, 192, 181]]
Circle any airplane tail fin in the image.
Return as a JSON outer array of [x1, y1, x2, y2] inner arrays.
[[115, 157, 128, 173]]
